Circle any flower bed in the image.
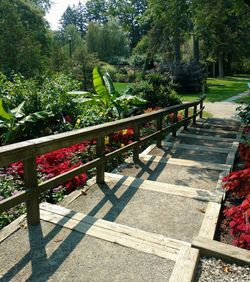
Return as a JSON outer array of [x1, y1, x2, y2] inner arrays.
[[0, 127, 137, 229], [219, 113, 250, 250]]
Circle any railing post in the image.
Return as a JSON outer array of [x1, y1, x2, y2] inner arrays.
[[184, 107, 189, 130], [96, 135, 105, 184], [172, 111, 178, 137], [133, 125, 140, 162], [24, 156, 40, 225], [156, 116, 163, 147], [199, 100, 203, 118], [193, 105, 197, 125]]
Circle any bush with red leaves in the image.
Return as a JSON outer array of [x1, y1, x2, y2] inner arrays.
[[224, 195, 250, 249], [8, 142, 89, 192], [222, 168, 250, 198]]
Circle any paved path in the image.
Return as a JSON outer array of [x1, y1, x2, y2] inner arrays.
[[0, 117, 242, 282], [204, 102, 240, 119], [204, 90, 249, 119]]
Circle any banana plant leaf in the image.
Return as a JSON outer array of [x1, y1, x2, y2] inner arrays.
[[93, 67, 110, 107], [0, 99, 13, 120], [11, 101, 25, 118]]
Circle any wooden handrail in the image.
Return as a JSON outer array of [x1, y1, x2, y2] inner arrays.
[[0, 95, 206, 225]]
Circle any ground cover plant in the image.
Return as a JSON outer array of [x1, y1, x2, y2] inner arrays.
[[219, 104, 250, 250]]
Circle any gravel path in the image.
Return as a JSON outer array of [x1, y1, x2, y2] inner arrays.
[[195, 257, 250, 282]]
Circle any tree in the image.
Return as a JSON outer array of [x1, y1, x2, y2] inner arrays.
[[108, 0, 148, 48], [85, 0, 108, 24], [0, 0, 51, 77], [147, 0, 190, 62], [192, 0, 250, 77], [60, 3, 87, 37], [86, 19, 129, 62]]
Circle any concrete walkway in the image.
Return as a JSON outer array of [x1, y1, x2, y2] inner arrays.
[[0, 117, 243, 282], [204, 90, 248, 119]]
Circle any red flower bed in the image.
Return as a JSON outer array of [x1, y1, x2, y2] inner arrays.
[[223, 195, 250, 249], [168, 113, 183, 123], [8, 142, 90, 192], [6, 129, 136, 194], [222, 168, 250, 198], [221, 133, 250, 250]]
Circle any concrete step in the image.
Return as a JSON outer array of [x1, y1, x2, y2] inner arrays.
[[150, 144, 228, 164], [64, 175, 209, 243], [182, 127, 238, 139]]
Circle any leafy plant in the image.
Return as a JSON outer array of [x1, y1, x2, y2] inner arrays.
[[0, 99, 53, 145], [222, 168, 250, 198], [39, 73, 81, 121], [223, 195, 250, 250], [171, 62, 207, 94], [131, 71, 181, 108], [237, 104, 250, 128], [72, 67, 145, 119]]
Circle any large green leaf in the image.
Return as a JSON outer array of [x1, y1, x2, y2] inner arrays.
[[67, 91, 91, 96], [115, 94, 146, 105], [11, 101, 25, 118], [73, 97, 99, 106], [93, 67, 110, 106], [0, 99, 13, 120], [19, 111, 53, 124], [103, 72, 116, 96]]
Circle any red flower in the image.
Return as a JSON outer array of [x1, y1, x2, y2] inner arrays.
[[65, 115, 72, 124]]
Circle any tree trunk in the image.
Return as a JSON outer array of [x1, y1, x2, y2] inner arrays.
[[193, 36, 200, 63], [227, 53, 232, 76], [212, 62, 216, 77], [218, 52, 224, 78], [174, 36, 181, 63]]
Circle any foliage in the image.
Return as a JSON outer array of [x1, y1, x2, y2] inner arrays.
[[86, 19, 129, 62], [131, 71, 181, 108], [0, 99, 53, 145], [192, 0, 250, 76], [73, 67, 145, 119], [0, 73, 39, 113], [0, 172, 26, 229], [0, 0, 51, 77], [223, 195, 250, 250], [147, 0, 190, 62], [237, 104, 250, 128], [171, 62, 207, 94], [8, 143, 89, 192], [222, 117, 250, 250], [108, 0, 148, 48], [39, 73, 81, 121], [222, 168, 250, 198]]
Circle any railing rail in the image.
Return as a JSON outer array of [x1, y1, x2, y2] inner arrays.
[[0, 94, 206, 225]]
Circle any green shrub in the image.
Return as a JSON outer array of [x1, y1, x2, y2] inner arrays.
[[39, 73, 81, 122], [100, 64, 117, 80], [171, 62, 207, 94], [131, 71, 181, 108], [0, 73, 40, 113]]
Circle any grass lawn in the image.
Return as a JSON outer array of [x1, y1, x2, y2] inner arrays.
[[114, 82, 133, 93], [179, 76, 250, 102]]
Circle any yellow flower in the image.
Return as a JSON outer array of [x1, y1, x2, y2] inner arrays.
[[76, 118, 81, 125], [120, 143, 125, 148], [122, 129, 128, 135], [105, 136, 109, 145]]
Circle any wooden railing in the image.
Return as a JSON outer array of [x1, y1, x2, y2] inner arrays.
[[0, 95, 206, 225]]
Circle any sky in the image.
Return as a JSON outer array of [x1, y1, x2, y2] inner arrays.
[[45, 0, 85, 30]]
